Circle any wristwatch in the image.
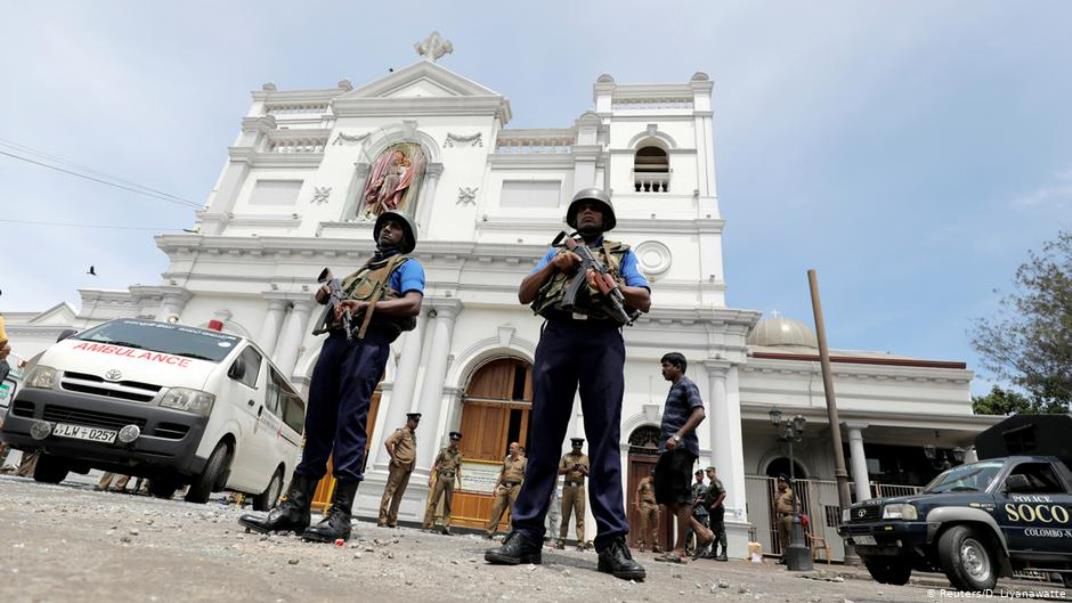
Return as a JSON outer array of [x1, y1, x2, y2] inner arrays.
[[671, 434, 682, 444]]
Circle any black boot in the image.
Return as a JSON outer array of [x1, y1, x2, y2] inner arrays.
[[302, 480, 358, 543], [484, 531, 542, 565], [238, 472, 316, 534], [597, 536, 646, 581]]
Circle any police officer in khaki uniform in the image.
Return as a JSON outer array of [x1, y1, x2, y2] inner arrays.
[[424, 431, 463, 534], [485, 442, 526, 538], [634, 469, 660, 553], [556, 437, 589, 549], [774, 474, 795, 560], [378, 412, 420, 527]]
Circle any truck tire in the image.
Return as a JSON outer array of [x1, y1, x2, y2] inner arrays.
[[252, 467, 284, 512], [32, 455, 69, 484], [938, 525, 998, 592], [863, 557, 912, 585], [184, 443, 230, 504]]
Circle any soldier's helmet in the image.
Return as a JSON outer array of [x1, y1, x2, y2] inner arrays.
[[566, 187, 616, 232], [373, 210, 418, 254]]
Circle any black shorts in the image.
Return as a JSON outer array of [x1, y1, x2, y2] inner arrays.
[[654, 448, 696, 506]]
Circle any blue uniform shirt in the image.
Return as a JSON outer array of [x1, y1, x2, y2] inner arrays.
[[531, 239, 650, 289], [390, 259, 426, 295], [659, 375, 705, 457]]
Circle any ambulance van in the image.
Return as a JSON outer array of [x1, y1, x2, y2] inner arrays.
[[0, 318, 305, 509]]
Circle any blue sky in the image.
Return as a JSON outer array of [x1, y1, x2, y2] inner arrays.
[[2, 1, 1070, 394]]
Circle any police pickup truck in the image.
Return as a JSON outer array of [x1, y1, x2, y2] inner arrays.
[[838, 414, 1072, 592]]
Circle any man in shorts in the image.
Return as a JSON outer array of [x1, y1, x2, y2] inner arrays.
[[653, 352, 712, 563]]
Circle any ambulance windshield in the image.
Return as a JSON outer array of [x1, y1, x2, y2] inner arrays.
[[923, 461, 1004, 494], [73, 319, 239, 363]]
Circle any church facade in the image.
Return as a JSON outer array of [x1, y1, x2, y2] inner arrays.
[[6, 38, 996, 560]]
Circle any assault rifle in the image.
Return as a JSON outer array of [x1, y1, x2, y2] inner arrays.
[[311, 267, 352, 341], [554, 231, 640, 326]]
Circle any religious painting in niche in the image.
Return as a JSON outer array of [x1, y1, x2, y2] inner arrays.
[[359, 143, 427, 219]]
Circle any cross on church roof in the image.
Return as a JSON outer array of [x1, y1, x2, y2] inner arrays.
[[415, 31, 453, 62]]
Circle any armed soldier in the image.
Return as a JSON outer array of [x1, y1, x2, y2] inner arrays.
[[556, 437, 589, 550], [379, 412, 420, 527], [485, 442, 526, 539], [424, 431, 463, 534], [485, 188, 651, 581], [240, 211, 425, 543], [704, 466, 728, 561]]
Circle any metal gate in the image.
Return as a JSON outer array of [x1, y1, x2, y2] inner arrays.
[[745, 475, 845, 562]]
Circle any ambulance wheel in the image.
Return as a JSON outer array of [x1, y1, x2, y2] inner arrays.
[[252, 467, 284, 512], [938, 525, 997, 592], [184, 442, 231, 504], [32, 454, 69, 484]]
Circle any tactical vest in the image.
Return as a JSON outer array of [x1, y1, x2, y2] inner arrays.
[[333, 254, 416, 341], [531, 240, 630, 323]]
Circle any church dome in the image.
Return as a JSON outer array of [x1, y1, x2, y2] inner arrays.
[[747, 313, 818, 349]]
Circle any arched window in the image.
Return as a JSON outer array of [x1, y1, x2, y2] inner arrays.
[[633, 146, 669, 193]]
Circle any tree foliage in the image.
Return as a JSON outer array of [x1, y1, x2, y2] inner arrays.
[[972, 231, 1072, 413], [970, 385, 1064, 416]]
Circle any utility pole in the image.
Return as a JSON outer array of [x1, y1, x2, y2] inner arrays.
[[807, 269, 858, 565]]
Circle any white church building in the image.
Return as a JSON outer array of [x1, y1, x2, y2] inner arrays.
[[5, 36, 998, 560]]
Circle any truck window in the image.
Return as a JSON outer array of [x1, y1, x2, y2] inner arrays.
[[1005, 462, 1067, 494], [265, 368, 283, 416], [232, 346, 262, 388]]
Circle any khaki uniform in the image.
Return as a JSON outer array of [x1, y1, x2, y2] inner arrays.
[[97, 472, 131, 491], [423, 446, 463, 528], [636, 476, 660, 551], [378, 426, 416, 526], [485, 454, 527, 535], [775, 487, 795, 552], [558, 451, 589, 543]]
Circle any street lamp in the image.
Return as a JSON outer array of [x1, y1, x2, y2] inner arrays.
[[769, 407, 812, 572]]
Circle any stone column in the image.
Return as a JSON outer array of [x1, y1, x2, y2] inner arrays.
[[414, 299, 463, 471], [704, 360, 747, 522], [373, 309, 428, 467], [257, 297, 289, 357], [275, 298, 314, 378], [704, 360, 753, 560], [846, 423, 871, 502], [158, 286, 192, 320]]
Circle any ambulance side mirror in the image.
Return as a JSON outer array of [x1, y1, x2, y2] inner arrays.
[[56, 329, 78, 343], [1005, 474, 1033, 494], [228, 357, 247, 382]]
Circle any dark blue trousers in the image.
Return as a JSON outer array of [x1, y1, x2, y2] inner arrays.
[[296, 331, 390, 482], [512, 319, 628, 550]]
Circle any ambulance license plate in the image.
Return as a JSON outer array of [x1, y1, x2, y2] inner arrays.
[[853, 535, 877, 546], [53, 423, 117, 444]]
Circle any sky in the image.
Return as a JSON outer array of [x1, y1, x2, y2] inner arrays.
[[2, 1, 1070, 394]]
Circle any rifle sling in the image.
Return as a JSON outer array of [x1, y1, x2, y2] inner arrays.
[[356, 254, 406, 339]]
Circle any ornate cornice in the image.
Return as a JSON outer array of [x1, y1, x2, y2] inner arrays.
[[227, 147, 323, 168]]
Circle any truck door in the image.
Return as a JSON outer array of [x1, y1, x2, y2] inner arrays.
[[998, 461, 1072, 553]]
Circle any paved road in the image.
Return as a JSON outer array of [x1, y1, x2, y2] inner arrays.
[[1, 476, 1068, 602]]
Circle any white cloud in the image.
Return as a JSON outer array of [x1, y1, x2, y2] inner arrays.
[[1012, 168, 1072, 208]]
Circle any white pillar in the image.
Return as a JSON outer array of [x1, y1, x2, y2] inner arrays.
[[414, 299, 462, 471], [257, 298, 289, 357], [846, 423, 871, 502], [158, 286, 192, 320], [704, 360, 747, 522], [373, 309, 428, 467], [963, 447, 978, 464], [275, 299, 314, 377]]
